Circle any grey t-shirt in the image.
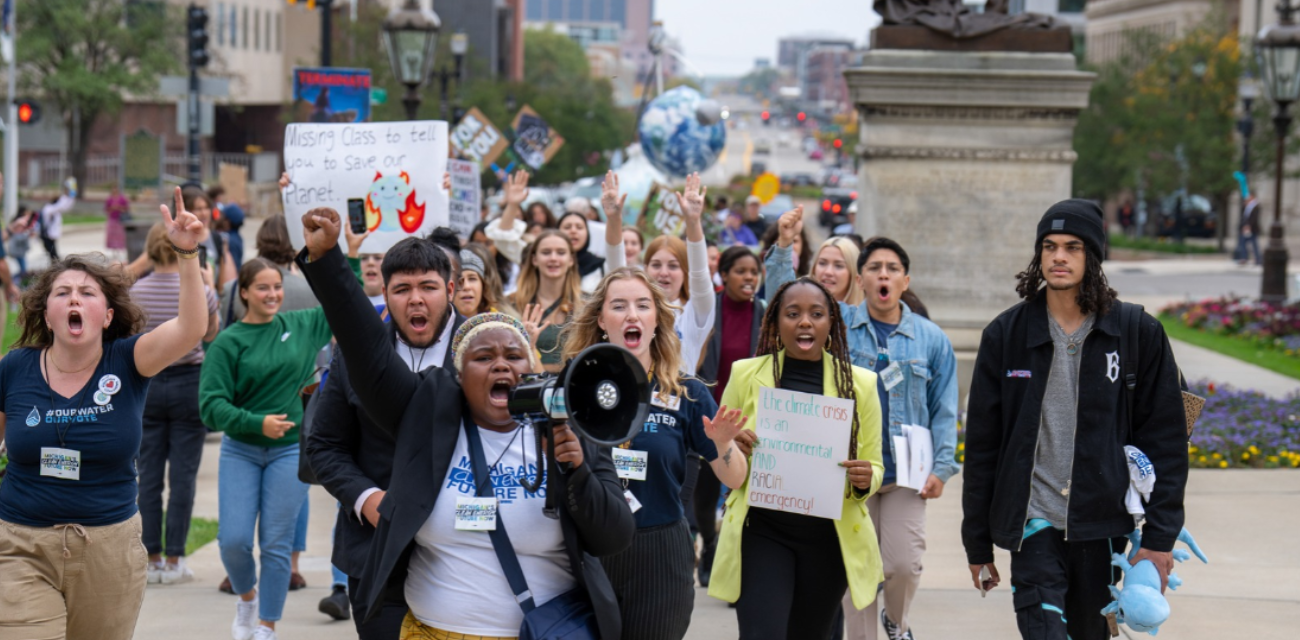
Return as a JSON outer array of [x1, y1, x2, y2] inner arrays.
[[1026, 313, 1095, 529]]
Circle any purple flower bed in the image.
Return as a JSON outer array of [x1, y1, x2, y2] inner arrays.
[[1162, 297, 1300, 354], [1187, 382, 1300, 469]]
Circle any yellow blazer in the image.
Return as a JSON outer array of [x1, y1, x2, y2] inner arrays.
[[707, 351, 885, 610]]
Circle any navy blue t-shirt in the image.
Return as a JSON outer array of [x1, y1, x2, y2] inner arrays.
[[870, 319, 897, 485], [0, 335, 151, 526], [623, 378, 719, 528]]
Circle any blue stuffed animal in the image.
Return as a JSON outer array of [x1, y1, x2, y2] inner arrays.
[[1101, 528, 1208, 635]]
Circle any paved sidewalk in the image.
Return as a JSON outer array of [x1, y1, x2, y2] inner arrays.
[[133, 437, 1300, 639]]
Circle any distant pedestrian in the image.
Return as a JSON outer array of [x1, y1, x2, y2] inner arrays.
[[39, 181, 76, 261], [210, 185, 247, 269], [962, 199, 1189, 640], [105, 186, 130, 259], [1117, 201, 1135, 235], [742, 195, 769, 240], [6, 206, 37, 281], [1238, 195, 1261, 266], [720, 210, 758, 248]]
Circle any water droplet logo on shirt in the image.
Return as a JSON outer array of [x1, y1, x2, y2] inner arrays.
[[25, 406, 40, 427]]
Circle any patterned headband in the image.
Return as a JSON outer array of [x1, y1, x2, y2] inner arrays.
[[451, 312, 534, 372]]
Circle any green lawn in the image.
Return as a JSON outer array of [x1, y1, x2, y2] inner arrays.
[[64, 213, 107, 226], [1110, 233, 1220, 254], [1159, 314, 1300, 381]]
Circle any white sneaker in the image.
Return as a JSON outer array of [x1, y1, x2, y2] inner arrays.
[[160, 560, 195, 584], [146, 562, 165, 585], [251, 626, 277, 640], [232, 596, 258, 640]]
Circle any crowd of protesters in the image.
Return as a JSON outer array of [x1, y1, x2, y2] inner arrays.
[[0, 161, 1192, 640]]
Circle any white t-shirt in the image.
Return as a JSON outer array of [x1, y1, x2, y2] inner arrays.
[[406, 422, 576, 636]]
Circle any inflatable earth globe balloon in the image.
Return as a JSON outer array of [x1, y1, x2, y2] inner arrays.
[[638, 86, 726, 178]]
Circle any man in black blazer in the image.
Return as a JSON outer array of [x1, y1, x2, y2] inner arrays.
[[306, 236, 465, 638], [297, 208, 634, 640]]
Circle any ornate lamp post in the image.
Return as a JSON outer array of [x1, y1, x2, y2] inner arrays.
[[437, 31, 469, 122], [382, 0, 440, 121], [1256, 0, 1300, 302]]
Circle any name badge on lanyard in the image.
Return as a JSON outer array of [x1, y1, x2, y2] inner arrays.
[[652, 394, 681, 411], [40, 447, 81, 480], [613, 449, 649, 481], [880, 362, 904, 391], [454, 496, 498, 531]]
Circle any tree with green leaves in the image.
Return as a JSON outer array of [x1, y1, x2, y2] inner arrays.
[[1073, 14, 1243, 236], [17, 0, 182, 190]]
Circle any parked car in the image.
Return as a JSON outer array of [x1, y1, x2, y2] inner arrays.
[[1152, 193, 1218, 239], [808, 148, 824, 161], [760, 194, 795, 226], [781, 173, 817, 187], [819, 188, 857, 227], [754, 140, 773, 155]]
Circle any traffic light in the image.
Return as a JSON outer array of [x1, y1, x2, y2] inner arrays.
[[797, 112, 806, 123], [15, 99, 40, 125], [833, 138, 843, 149], [761, 110, 770, 125], [187, 5, 210, 69]]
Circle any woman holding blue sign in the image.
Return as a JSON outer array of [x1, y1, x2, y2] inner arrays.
[[562, 266, 750, 640], [708, 277, 885, 640]]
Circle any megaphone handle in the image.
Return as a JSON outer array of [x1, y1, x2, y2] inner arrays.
[[543, 423, 567, 520]]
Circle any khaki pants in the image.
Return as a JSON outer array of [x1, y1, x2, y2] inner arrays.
[[0, 513, 148, 640], [843, 485, 927, 639]]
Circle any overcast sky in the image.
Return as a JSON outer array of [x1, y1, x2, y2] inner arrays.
[[654, 0, 882, 77]]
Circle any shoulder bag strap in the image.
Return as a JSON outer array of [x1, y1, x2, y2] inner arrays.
[[463, 420, 538, 614]]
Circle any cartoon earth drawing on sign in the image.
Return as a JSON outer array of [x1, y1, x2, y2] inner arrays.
[[365, 171, 426, 233]]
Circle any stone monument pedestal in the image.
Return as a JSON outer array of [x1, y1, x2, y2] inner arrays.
[[845, 50, 1094, 398]]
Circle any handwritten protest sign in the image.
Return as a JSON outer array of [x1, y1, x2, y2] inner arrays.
[[447, 159, 481, 240], [511, 105, 565, 170], [638, 184, 685, 240], [282, 121, 448, 253], [748, 386, 853, 520], [451, 107, 508, 169]]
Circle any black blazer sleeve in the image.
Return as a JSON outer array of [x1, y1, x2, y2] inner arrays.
[[305, 349, 374, 520], [1130, 313, 1189, 552], [298, 245, 418, 434], [563, 442, 635, 557], [961, 321, 1005, 566]]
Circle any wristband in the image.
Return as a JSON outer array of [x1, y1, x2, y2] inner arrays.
[[172, 243, 199, 259]]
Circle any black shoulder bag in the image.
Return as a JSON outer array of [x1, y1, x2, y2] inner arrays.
[[463, 421, 599, 640], [1119, 302, 1203, 440]]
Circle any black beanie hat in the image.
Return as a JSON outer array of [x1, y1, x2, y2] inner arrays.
[[1036, 199, 1106, 258]]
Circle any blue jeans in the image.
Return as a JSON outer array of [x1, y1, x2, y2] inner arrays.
[[217, 436, 309, 622], [294, 493, 309, 554]]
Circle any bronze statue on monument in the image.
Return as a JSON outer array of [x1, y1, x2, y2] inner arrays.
[[872, 0, 1073, 52]]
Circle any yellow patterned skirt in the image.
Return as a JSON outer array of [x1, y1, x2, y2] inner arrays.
[[399, 611, 517, 640]]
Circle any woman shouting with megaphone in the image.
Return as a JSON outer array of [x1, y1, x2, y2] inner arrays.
[[295, 207, 635, 640], [563, 267, 750, 640]]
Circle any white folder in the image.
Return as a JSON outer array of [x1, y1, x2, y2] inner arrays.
[[893, 425, 934, 491]]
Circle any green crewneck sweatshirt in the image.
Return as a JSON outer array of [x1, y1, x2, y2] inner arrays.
[[199, 307, 333, 447]]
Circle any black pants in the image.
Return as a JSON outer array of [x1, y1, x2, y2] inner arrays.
[[41, 236, 58, 261], [138, 365, 207, 557], [1010, 527, 1127, 640], [693, 458, 721, 552], [736, 508, 847, 640], [603, 519, 696, 640], [347, 576, 408, 639]]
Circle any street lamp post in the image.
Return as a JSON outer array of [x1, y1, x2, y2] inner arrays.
[[436, 32, 469, 123], [1256, 0, 1300, 303], [382, 0, 441, 121]]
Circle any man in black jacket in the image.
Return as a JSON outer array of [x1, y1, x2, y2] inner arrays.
[[961, 200, 1188, 640], [306, 236, 466, 638]]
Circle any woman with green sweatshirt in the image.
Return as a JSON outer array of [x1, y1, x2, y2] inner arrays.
[[199, 258, 332, 640]]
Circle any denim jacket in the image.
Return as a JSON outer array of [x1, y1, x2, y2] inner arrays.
[[765, 244, 961, 482]]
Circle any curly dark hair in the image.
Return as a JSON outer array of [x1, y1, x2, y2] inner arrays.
[[1015, 247, 1118, 317], [756, 277, 861, 464], [14, 254, 146, 350]]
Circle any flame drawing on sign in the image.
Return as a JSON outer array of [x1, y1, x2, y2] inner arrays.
[[365, 171, 426, 233]]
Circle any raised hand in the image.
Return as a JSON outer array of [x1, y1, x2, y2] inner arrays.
[[674, 172, 708, 224], [442, 171, 451, 193], [161, 186, 204, 251], [777, 205, 804, 249], [344, 220, 372, 258], [703, 404, 749, 446], [600, 170, 627, 223], [504, 170, 531, 208], [522, 303, 551, 347], [302, 207, 342, 261]]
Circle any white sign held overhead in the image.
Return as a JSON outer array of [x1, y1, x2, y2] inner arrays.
[[446, 159, 480, 241], [282, 120, 449, 254]]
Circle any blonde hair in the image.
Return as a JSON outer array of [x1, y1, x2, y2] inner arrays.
[[562, 267, 687, 403], [815, 237, 864, 306], [145, 222, 176, 267], [510, 230, 583, 319], [643, 234, 691, 303]]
